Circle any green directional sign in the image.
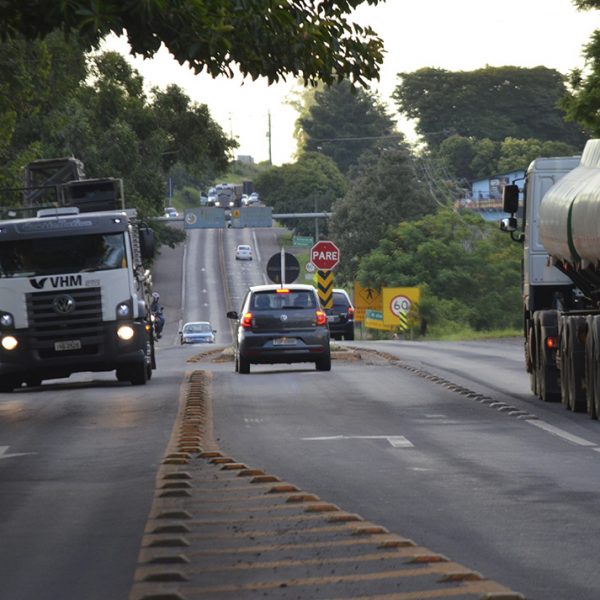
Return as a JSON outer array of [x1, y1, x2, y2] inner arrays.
[[293, 235, 314, 247]]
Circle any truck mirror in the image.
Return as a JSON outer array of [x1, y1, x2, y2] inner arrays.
[[139, 227, 155, 259], [502, 184, 519, 214], [500, 216, 518, 233]]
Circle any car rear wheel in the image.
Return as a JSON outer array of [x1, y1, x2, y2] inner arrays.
[[315, 354, 331, 371], [238, 355, 250, 374]]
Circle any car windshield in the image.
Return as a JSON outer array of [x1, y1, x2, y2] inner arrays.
[[184, 323, 211, 333], [0, 232, 127, 278], [251, 291, 316, 309]]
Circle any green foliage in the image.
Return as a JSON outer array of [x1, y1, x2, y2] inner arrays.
[[562, 29, 600, 136], [298, 80, 398, 174], [330, 144, 437, 281], [356, 210, 522, 332], [255, 152, 346, 236], [394, 66, 587, 150], [0, 1, 384, 87], [0, 36, 233, 250], [435, 134, 581, 181]]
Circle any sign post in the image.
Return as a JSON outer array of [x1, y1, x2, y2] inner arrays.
[[266, 251, 300, 284]]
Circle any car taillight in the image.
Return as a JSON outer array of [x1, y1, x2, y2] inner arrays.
[[241, 312, 253, 328], [315, 309, 327, 326], [546, 336, 559, 350], [347, 306, 355, 319]]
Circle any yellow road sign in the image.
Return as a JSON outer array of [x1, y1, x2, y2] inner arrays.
[[353, 283, 382, 322], [382, 287, 421, 327], [317, 270, 334, 308]]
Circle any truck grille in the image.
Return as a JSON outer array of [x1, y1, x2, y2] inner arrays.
[[26, 287, 103, 357]]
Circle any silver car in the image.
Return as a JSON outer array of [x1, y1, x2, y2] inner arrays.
[[179, 321, 216, 344], [227, 284, 331, 373]]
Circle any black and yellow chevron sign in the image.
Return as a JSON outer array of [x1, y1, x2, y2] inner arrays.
[[397, 311, 409, 331], [317, 270, 334, 308]]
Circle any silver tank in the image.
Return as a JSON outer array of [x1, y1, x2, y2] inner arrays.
[[540, 139, 600, 268]]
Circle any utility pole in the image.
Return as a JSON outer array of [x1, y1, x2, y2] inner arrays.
[[267, 111, 272, 166]]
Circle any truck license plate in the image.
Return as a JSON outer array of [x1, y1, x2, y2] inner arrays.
[[54, 340, 82, 351]]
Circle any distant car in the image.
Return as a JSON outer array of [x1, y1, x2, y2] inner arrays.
[[249, 192, 259, 202], [164, 207, 178, 218], [324, 288, 355, 340], [235, 244, 253, 260], [226, 284, 331, 373], [179, 321, 216, 344]]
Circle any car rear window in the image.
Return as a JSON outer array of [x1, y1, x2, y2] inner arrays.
[[251, 291, 317, 310], [332, 293, 351, 309]]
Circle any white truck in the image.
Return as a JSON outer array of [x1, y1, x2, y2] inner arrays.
[[501, 139, 600, 417], [0, 159, 157, 391]]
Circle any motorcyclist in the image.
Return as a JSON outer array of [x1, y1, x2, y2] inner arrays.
[[150, 291, 165, 339]]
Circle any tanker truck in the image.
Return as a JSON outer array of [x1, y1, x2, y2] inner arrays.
[[501, 139, 600, 417]]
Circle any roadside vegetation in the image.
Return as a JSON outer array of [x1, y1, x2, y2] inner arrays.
[[2, 2, 599, 338]]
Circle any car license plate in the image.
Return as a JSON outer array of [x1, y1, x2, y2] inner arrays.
[[54, 340, 82, 351], [273, 337, 297, 346], [327, 315, 338, 322]]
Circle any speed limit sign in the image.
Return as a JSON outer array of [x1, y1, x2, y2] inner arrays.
[[390, 295, 412, 317]]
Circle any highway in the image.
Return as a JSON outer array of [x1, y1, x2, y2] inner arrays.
[[3, 224, 600, 599]]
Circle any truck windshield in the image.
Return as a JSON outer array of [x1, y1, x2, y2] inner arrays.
[[0, 232, 127, 278]]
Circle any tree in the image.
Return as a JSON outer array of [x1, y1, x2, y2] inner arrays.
[[0, 32, 87, 189], [330, 144, 437, 281], [435, 135, 580, 182], [0, 1, 384, 87], [393, 66, 588, 150], [562, 29, 600, 135], [497, 138, 579, 173], [298, 80, 398, 173], [254, 152, 346, 235], [356, 210, 522, 333]]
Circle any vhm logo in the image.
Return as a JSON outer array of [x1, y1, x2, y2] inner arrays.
[[29, 275, 83, 290]]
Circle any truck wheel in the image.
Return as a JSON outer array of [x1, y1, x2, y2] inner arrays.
[[527, 323, 538, 397], [593, 316, 600, 419], [536, 310, 560, 402], [585, 315, 597, 419], [565, 315, 586, 412], [559, 316, 570, 409], [129, 362, 148, 385], [238, 356, 250, 374]]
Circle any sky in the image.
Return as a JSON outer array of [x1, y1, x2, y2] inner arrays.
[[105, 0, 600, 166]]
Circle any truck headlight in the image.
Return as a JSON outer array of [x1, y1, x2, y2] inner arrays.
[[1, 336, 18, 350], [117, 325, 135, 340]]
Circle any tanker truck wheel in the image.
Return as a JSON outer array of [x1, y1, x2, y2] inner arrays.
[[527, 323, 538, 397], [564, 315, 586, 412], [559, 315, 570, 410], [536, 310, 560, 403], [593, 316, 600, 419], [585, 315, 597, 419]]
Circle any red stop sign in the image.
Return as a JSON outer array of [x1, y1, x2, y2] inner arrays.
[[311, 240, 340, 271]]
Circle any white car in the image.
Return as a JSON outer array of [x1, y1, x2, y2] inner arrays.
[[235, 244, 253, 260], [164, 207, 178, 218]]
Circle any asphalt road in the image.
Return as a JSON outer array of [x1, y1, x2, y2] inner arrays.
[[5, 223, 600, 599]]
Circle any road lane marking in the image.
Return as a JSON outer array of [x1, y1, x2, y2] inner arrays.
[[302, 435, 414, 448], [527, 420, 597, 447], [0, 445, 36, 460]]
